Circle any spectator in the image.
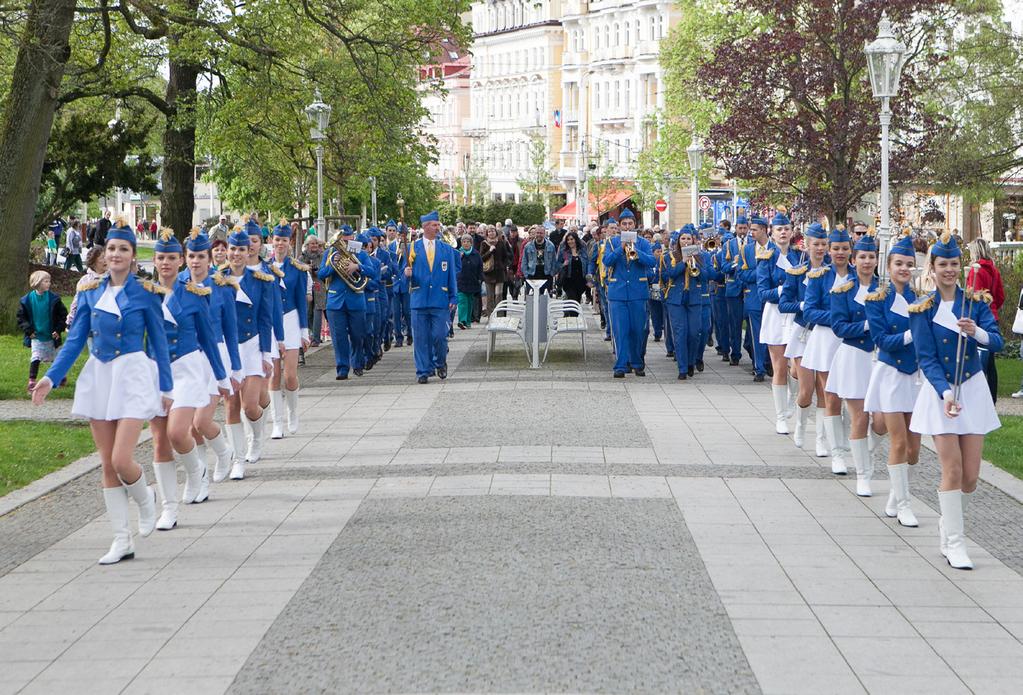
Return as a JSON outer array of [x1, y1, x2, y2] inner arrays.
[[64, 220, 84, 271], [137, 219, 147, 240], [520, 224, 556, 295], [557, 231, 588, 313], [549, 219, 566, 254], [507, 226, 525, 300], [44, 231, 58, 266], [149, 220, 158, 239], [18, 270, 68, 392], [301, 235, 327, 346], [91, 210, 112, 248], [209, 214, 230, 242], [480, 226, 510, 317], [456, 234, 483, 329], [67, 247, 107, 329], [967, 238, 1006, 401], [211, 238, 228, 269]]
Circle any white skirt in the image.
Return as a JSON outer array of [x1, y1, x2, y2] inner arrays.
[[282, 309, 302, 350], [760, 302, 791, 346], [161, 350, 216, 414], [864, 361, 921, 413], [215, 342, 237, 395], [825, 344, 874, 399], [784, 323, 811, 359], [72, 352, 162, 421], [239, 335, 266, 378], [911, 372, 1000, 436], [801, 325, 842, 372]]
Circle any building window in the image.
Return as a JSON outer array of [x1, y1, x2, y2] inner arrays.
[[624, 79, 631, 109], [649, 16, 656, 41], [657, 15, 665, 39], [614, 80, 620, 109], [604, 25, 610, 48], [613, 23, 619, 46]]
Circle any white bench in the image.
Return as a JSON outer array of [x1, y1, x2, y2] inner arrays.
[[543, 300, 587, 363], [486, 300, 529, 362]]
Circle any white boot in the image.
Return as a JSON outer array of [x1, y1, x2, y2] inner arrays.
[[123, 470, 157, 537], [284, 387, 300, 434], [850, 438, 872, 497], [814, 408, 829, 457], [269, 390, 285, 440], [152, 461, 179, 531], [772, 385, 790, 435], [244, 411, 264, 463], [938, 490, 973, 570], [793, 405, 810, 448], [888, 463, 918, 527], [207, 429, 234, 483], [824, 416, 847, 475], [98, 487, 135, 565], [227, 422, 247, 480], [786, 377, 798, 419], [176, 446, 206, 504]]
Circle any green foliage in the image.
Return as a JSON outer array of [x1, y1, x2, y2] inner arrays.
[[0, 421, 96, 497], [514, 132, 554, 205], [586, 143, 628, 216], [436, 200, 543, 226], [0, 334, 83, 400], [985, 415, 1023, 481], [510, 202, 546, 226]]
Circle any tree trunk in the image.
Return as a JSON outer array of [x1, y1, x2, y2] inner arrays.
[[160, 24, 201, 238], [0, 0, 77, 332]]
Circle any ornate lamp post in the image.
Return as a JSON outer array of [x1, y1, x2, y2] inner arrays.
[[687, 136, 704, 225], [865, 13, 907, 275], [396, 193, 405, 227], [304, 89, 332, 241]]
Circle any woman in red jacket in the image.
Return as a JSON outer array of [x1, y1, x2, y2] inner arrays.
[[968, 239, 1005, 400]]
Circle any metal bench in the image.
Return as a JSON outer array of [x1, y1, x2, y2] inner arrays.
[[543, 300, 587, 363]]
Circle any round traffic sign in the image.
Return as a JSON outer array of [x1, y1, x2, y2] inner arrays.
[[699, 196, 712, 211], [655, 199, 668, 213]]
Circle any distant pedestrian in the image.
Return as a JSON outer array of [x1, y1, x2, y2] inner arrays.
[[209, 215, 230, 242], [91, 210, 112, 248], [557, 231, 588, 313], [967, 239, 1005, 401], [480, 226, 510, 317], [44, 232, 58, 266], [18, 271, 68, 392], [64, 220, 85, 272], [301, 236, 326, 346], [67, 247, 107, 328], [456, 234, 483, 329]]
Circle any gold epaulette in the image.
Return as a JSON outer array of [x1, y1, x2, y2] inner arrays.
[[253, 270, 274, 282], [865, 284, 889, 302], [290, 259, 310, 272], [217, 263, 230, 273], [186, 282, 211, 296], [143, 280, 170, 295], [269, 264, 285, 278], [831, 280, 855, 294], [970, 289, 993, 304], [213, 272, 239, 289], [786, 265, 808, 276], [78, 277, 102, 291], [808, 266, 829, 279], [908, 294, 935, 314], [755, 247, 774, 261]]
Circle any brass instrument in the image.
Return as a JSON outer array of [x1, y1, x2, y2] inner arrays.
[[325, 232, 369, 292], [624, 240, 638, 261], [703, 237, 719, 252]]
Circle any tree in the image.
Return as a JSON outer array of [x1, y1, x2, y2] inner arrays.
[[463, 157, 490, 205], [514, 132, 554, 210], [586, 143, 628, 218]]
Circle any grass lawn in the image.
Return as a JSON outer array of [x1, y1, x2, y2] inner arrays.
[[0, 334, 85, 399], [0, 421, 95, 497], [998, 356, 1021, 398], [136, 244, 154, 262], [985, 415, 1023, 480]]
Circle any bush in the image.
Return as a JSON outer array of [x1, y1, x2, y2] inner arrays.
[[510, 202, 546, 226], [482, 200, 514, 226]]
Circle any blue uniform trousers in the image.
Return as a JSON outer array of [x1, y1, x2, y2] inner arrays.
[[712, 291, 727, 352], [327, 307, 366, 376], [686, 304, 705, 369], [597, 285, 611, 339], [412, 307, 449, 378], [664, 310, 674, 355], [649, 299, 664, 340], [747, 309, 766, 376], [666, 304, 689, 375], [609, 299, 648, 372], [699, 304, 711, 364], [392, 292, 411, 344], [363, 297, 379, 359], [725, 296, 744, 360], [379, 293, 392, 345]]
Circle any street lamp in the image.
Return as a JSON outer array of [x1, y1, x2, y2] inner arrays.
[[396, 193, 405, 227], [865, 12, 907, 276], [687, 135, 704, 225], [304, 88, 332, 241]]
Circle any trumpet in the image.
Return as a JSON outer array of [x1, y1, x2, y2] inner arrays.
[[624, 240, 638, 261], [687, 256, 700, 277], [703, 237, 719, 252]]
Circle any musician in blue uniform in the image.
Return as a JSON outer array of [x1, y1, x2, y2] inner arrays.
[[405, 211, 458, 383], [603, 214, 657, 378], [662, 228, 702, 379], [722, 216, 749, 366], [737, 216, 769, 382], [587, 224, 613, 342], [148, 230, 230, 530], [864, 232, 922, 527], [319, 225, 370, 380], [357, 232, 383, 369], [909, 233, 1003, 570], [33, 221, 167, 564], [783, 222, 829, 455], [827, 231, 880, 497], [388, 221, 413, 346], [221, 228, 276, 479], [268, 222, 310, 440], [371, 227, 395, 352]]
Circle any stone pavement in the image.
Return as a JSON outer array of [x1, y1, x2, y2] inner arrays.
[[4, 316, 1023, 694]]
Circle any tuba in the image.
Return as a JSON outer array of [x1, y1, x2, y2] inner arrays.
[[326, 232, 369, 292]]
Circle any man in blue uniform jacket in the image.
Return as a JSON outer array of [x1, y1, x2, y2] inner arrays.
[[318, 225, 370, 380], [405, 211, 458, 383], [603, 214, 657, 378]]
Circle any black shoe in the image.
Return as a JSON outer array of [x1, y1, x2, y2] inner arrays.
[[603, 336, 612, 342], [408, 337, 413, 345], [384, 341, 391, 352], [666, 352, 674, 358], [417, 376, 428, 384], [653, 336, 661, 342], [722, 354, 730, 362], [448, 331, 455, 338], [363, 362, 373, 371], [730, 358, 739, 366], [753, 374, 765, 383], [336, 374, 348, 381], [298, 353, 306, 366], [600, 319, 606, 329], [437, 366, 448, 379], [696, 360, 705, 372], [765, 363, 774, 378], [687, 366, 695, 377], [635, 369, 646, 377], [707, 337, 714, 348], [678, 373, 687, 381], [458, 323, 466, 330], [395, 342, 403, 348], [310, 341, 321, 348], [354, 368, 364, 377], [613, 371, 625, 378]]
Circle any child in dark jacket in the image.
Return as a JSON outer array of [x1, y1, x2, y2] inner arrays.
[[17, 271, 69, 392], [456, 235, 484, 329]]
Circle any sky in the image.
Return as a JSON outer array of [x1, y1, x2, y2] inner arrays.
[[1005, 0, 1023, 32]]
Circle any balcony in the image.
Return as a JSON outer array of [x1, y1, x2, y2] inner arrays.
[[462, 118, 487, 136]]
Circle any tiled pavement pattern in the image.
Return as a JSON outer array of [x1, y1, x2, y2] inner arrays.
[[3, 318, 1023, 694]]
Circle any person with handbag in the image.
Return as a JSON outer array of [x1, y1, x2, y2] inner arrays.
[[557, 231, 588, 314], [479, 226, 509, 317]]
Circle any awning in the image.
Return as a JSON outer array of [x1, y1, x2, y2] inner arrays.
[[552, 189, 633, 221]]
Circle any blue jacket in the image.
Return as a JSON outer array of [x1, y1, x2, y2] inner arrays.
[[830, 276, 878, 352], [909, 288, 1004, 400], [865, 283, 918, 375], [373, 247, 395, 298], [519, 238, 557, 278], [259, 261, 286, 344], [317, 249, 370, 312], [721, 236, 747, 298], [659, 252, 692, 307], [603, 236, 657, 302], [388, 241, 410, 294], [408, 238, 458, 309], [46, 274, 173, 393], [780, 264, 819, 329], [735, 241, 764, 312], [223, 266, 275, 353], [202, 272, 242, 374], [362, 253, 382, 301], [803, 265, 852, 329], [273, 257, 310, 329], [757, 244, 803, 307], [149, 278, 227, 381]]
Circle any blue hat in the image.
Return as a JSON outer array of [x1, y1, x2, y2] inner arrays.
[[735, 215, 748, 225], [770, 207, 791, 226], [420, 210, 440, 224], [244, 218, 262, 238], [853, 232, 878, 253], [619, 208, 635, 220], [186, 228, 212, 252], [154, 228, 182, 254], [931, 232, 962, 259], [680, 223, 697, 236], [750, 215, 769, 227], [385, 219, 397, 229], [356, 232, 372, 245], [889, 230, 915, 258], [227, 228, 251, 247], [107, 219, 137, 248], [606, 216, 618, 224], [828, 225, 851, 244], [670, 231, 681, 245], [369, 227, 385, 238], [340, 224, 354, 235], [272, 222, 293, 239], [804, 222, 827, 240]]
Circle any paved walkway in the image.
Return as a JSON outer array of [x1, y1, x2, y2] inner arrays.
[[3, 317, 1023, 694]]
